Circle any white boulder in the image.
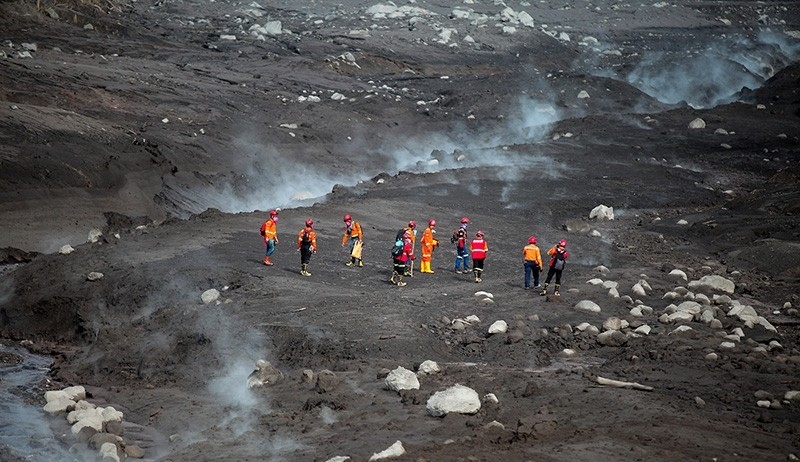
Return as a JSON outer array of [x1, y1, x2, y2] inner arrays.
[[385, 367, 420, 392], [688, 275, 735, 294], [426, 384, 481, 417], [369, 440, 405, 461], [488, 320, 508, 334], [575, 300, 601, 313], [589, 204, 614, 220]]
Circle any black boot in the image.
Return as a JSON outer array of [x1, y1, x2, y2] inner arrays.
[[540, 283, 548, 296], [554, 284, 561, 296]]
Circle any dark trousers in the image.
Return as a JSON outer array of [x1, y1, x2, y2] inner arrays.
[[544, 266, 563, 285], [524, 261, 540, 288], [300, 245, 313, 265]]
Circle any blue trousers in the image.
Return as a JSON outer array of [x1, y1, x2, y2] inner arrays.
[[454, 247, 470, 271], [524, 261, 540, 288], [264, 239, 276, 257]]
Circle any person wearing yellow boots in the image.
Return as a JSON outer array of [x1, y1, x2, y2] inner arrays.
[[419, 219, 439, 274], [259, 209, 279, 266], [297, 219, 317, 276]]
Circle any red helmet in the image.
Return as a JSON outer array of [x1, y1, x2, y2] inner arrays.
[[528, 236, 537, 244], [476, 230, 484, 238], [305, 219, 314, 227], [343, 214, 352, 222], [269, 209, 278, 217], [428, 219, 436, 227], [461, 217, 470, 224], [558, 239, 567, 247], [408, 220, 417, 229]]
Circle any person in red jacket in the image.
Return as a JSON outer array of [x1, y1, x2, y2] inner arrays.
[[541, 239, 569, 296], [259, 209, 279, 266], [297, 219, 317, 277], [469, 230, 488, 283], [390, 231, 413, 286]]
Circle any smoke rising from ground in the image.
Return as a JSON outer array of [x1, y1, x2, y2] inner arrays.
[[623, 32, 800, 108], [165, 96, 565, 216]]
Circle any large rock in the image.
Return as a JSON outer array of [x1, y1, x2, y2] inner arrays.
[[488, 320, 508, 334], [575, 300, 601, 313], [688, 275, 735, 294], [426, 384, 481, 417], [369, 440, 405, 461], [385, 367, 420, 392], [314, 369, 340, 393], [596, 330, 627, 346], [247, 360, 284, 388], [417, 360, 441, 376], [589, 204, 614, 220], [201, 288, 220, 304]]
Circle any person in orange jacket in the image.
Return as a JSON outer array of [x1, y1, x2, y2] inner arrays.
[[341, 213, 364, 267], [297, 219, 317, 277], [523, 235, 543, 289], [541, 239, 569, 296], [469, 230, 488, 283], [259, 209, 279, 266], [419, 219, 439, 274]]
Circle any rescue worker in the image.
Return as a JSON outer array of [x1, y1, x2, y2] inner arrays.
[[259, 209, 279, 266], [399, 220, 417, 276], [541, 239, 569, 296], [452, 217, 470, 273], [419, 219, 439, 274], [390, 231, 413, 286], [469, 230, 488, 283], [523, 236, 543, 289], [341, 214, 364, 267], [297, 219, 317, 277]]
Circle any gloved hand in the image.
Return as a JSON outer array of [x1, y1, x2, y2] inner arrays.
[[310, 246, 316, 253], [410, 254, 416, 260]]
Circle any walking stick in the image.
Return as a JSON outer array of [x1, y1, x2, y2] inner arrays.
[[410, 228, 417, 276]]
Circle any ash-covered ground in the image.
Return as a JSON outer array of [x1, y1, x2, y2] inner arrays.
[[1, 0, 800, 461]]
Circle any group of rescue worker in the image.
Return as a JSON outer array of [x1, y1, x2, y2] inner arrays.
[[260, 211, 569, 295]]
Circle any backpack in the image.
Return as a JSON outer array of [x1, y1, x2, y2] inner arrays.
[[391, 239, 404, 257], [259, 222, 267, 237], [553, 252, 565, 270], [301, 229, 312, 246], [451, 228, 465, 246]]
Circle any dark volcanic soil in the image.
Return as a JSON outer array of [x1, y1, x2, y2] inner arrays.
[[1, 0, 800, 461]]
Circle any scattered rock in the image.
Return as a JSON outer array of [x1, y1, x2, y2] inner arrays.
[[426, 384, 481, 417]]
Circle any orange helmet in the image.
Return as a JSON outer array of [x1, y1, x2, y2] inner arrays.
[[428, 219, 436, 227], [305, 219, 314, 227], [528, 236, 537, 244], [343, 214, 352, 222], [408, 220, 417, 229], [461, 217, 470, 224], [269, 209, 278, 217]]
